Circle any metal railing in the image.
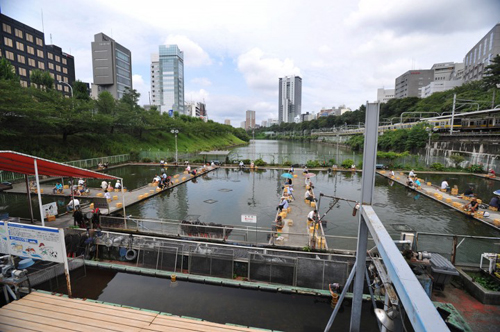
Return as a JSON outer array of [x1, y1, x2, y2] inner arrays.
[[64, 154, 130, 169], [414, 232, 500, 266], [99, 215, 364, 251]]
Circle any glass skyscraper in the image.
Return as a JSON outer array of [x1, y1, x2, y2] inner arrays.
[[151, 45, 184, 114], [278, 76, 302, 123]]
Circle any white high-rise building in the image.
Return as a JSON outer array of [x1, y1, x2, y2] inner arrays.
[[278, 76, 302, 124], [151, 45, 185, 114]]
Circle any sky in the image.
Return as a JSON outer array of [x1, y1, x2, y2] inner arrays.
[[1, 0, 499, 127]]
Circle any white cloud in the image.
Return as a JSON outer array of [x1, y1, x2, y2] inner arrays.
[[237, 48, 301, 92], [191, 77, 212, 86], [164, 35, 212, 67], [185, 89, 210, 104]]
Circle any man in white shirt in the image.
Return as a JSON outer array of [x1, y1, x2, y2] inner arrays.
[[67, 198, 80, 212], [409, 170, 416, 177], [101, 180, 108, 191], [441, 180, 449, 192], [307, 210, 317, 222], [305, 189, 316, 203], [115, 180, 122, 189], [104, 190, 111, 201]]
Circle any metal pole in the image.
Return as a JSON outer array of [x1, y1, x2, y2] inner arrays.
[[175, 133, 178, 164], [336, 135, 339, 164], [350, 102, 379, 331], [24, 175, 34, 223], [59, 229, 73, 298], [450, 94, 456, 135], [34, 159, 45, 227], [120, 177, 126, 218]]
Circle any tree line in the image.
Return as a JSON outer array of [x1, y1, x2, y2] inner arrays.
[[0, 58, 250, 158]]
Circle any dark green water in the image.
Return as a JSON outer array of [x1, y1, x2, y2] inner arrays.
[[38, 267, 378, 332], [124, 168, 500, 264], [229, 139, 360, 165]]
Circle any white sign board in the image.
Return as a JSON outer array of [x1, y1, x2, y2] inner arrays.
[[5, 222, 65, 263], [241, 214, 257, 224], [43, 202, 58, 217]]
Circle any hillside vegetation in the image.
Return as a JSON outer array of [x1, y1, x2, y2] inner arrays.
[[0, 59, 249, 161]]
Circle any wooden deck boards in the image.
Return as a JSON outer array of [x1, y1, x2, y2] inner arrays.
[[0, 292, 258, 332]]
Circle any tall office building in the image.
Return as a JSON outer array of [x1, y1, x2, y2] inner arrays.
[[91, 33, 132, 100], [278, 76, 302, 123], [151, 45, 184, 114], [224, 119, 231, 126], [395, 70, 434, 98], [245, 110, 255, 130], [463, 23, 500, 82], [0, 13, 75, 96]]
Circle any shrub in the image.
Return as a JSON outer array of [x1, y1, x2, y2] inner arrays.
[[357, 161, 363, 169], [254, 158, 267, 166], [328, 158, 336, 166], [130, 150, 140, 161], [242, 159, 251, 165], [306, 160, 321, 168], [341, 159, 354, 168], [468, 164, 485, 173], [430, 162, 444, 171], [142, 157, 152, 163], [283, 160, 292, 166]]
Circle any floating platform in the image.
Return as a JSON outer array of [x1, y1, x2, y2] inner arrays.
[[377, 171, 500, 231], [0, 291, 264, 331]]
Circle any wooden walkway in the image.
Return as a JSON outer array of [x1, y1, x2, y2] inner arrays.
[[272, 170, 327, 249], [377, 171, 500, 231], [0, 291, 258, 332], [7, 166, 218, 228]]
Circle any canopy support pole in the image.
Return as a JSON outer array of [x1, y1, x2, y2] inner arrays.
[[24, 175, 34, 223], [34, 159, 45, 227], [120, 177, 126, 218]]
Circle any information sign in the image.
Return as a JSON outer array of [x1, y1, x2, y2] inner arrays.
[[6, 222, 64, 263], [241, 214, 257, 223]]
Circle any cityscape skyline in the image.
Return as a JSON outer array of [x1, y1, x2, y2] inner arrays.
[[1, 0, 499, 126]]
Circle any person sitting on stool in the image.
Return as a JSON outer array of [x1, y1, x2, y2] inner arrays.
[[277, 197, 289, 212], [464, 186, 475, 197], [305, 188, 316, 203], [464, 198, 479, 213]]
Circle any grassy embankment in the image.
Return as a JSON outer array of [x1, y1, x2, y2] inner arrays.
[[1, 131, 246, 162]]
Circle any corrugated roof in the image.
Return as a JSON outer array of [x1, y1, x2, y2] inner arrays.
[[0, 151, 119, 180]]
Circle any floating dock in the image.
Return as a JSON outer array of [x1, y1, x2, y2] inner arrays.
[[377, 171, 500, 231], [6, 166, 218, 228], [0, 291, 261, 331], [271, 169, 327, 249]]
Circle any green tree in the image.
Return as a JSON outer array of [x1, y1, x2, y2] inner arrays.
[[73, 80, 91, 101], [30, 69, 54, 90], [0, 58, 18, 81]]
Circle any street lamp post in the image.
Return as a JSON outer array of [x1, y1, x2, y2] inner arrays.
[[171, 129, 179, 164], [58, 80, 73, 98]]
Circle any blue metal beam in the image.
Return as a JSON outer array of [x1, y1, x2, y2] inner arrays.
[[361, 206, 450, 332]]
